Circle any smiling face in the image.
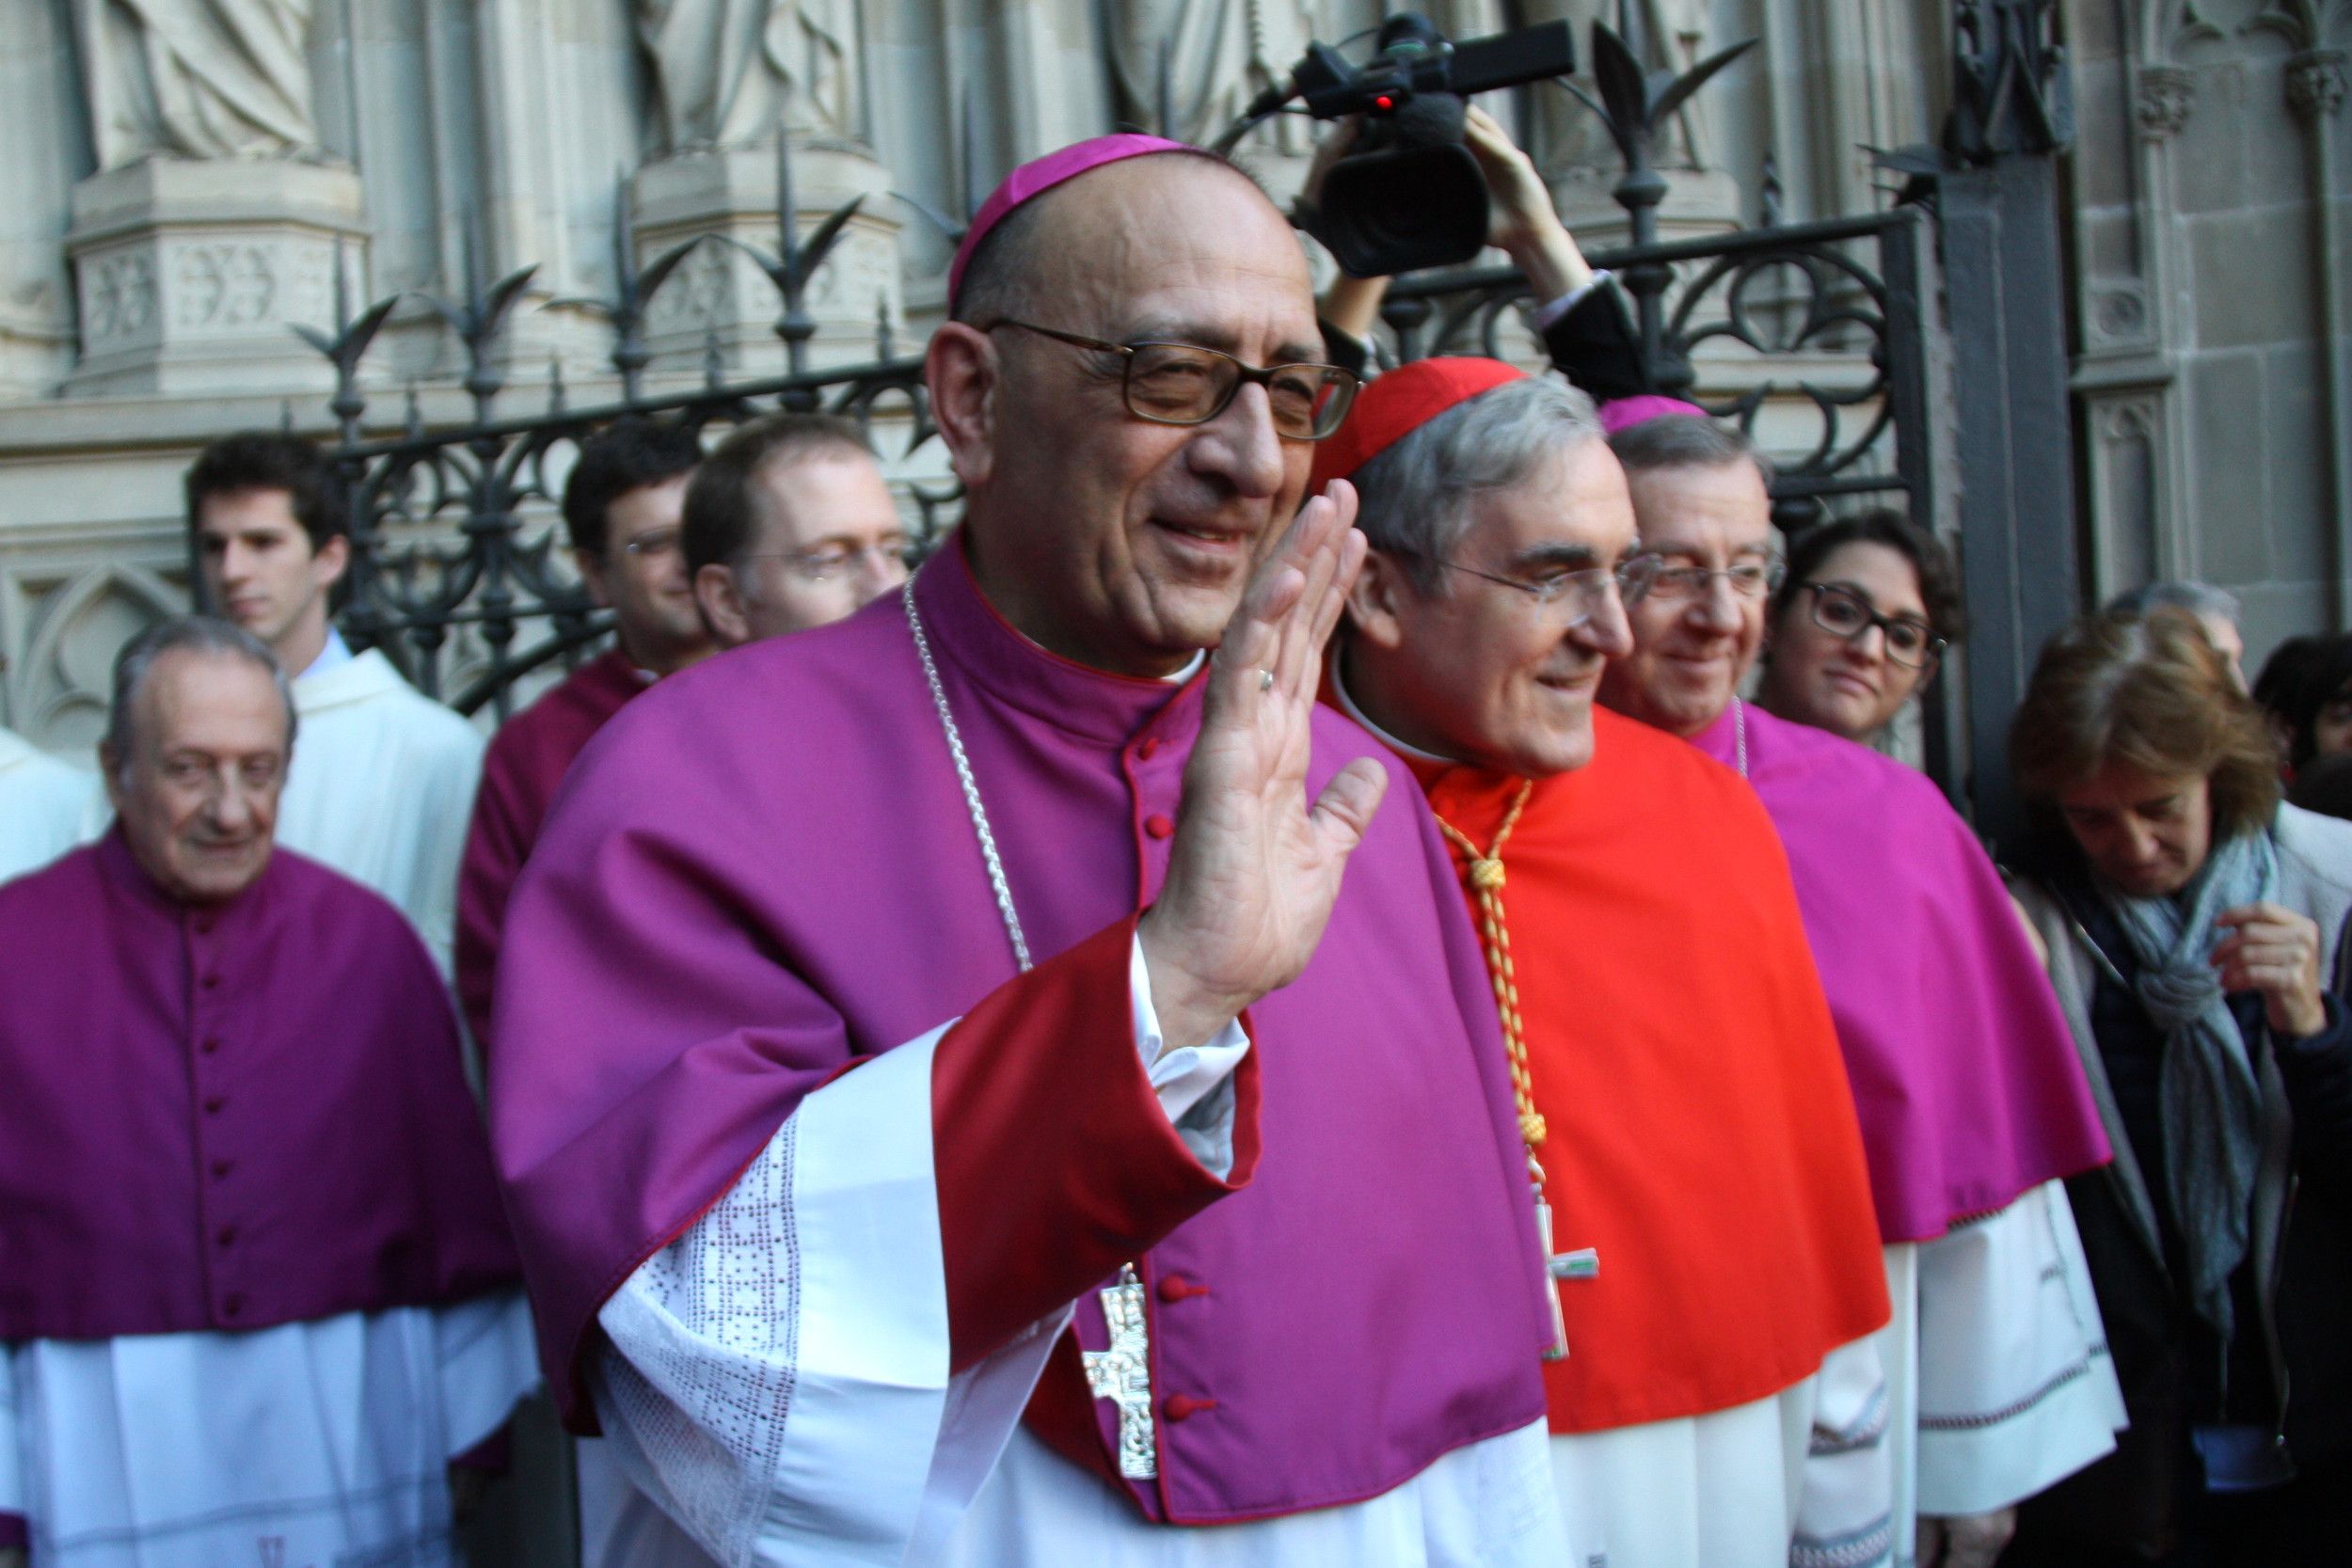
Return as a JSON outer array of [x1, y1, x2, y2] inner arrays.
[[2055, 761, 2216, 899], [194, 488, 348, 671], [1599, 457, 1776, 736], [1760, 540, 1937, 741], [103, 648, 290, 905], [932, 157, 1323, 676], [1347, 437, 1638, 777], [577, 472, 710, 675]]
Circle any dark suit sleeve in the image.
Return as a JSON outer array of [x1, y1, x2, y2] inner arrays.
[[2276, 995, 2352, 1197], [1318, 317, 1373, 380], [1541, 281, 1648, 403]]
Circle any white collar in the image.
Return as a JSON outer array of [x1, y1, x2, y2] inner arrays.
[[298, 626, 354, 681]]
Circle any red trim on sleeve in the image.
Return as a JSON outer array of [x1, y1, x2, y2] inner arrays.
[[931, 916, 1260, 1371]]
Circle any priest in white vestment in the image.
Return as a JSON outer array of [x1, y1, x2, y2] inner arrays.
[[491, 136, 1577, 1567], [0, 617, 534, 1568], [0, 723, 95, 882], [183, 433, 484, 972]]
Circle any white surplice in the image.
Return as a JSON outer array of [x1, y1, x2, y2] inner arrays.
[[278, 648, 484, 974], [0, 1291, 538, 1568], [588, 939, 1567, 1568], [0, 726, 98, 884], [1547, 1331, 1894, 1568], [1883, 1180, 2124, 1563]]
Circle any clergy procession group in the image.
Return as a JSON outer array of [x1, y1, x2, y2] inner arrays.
[[4, 126, 2350, 1568]]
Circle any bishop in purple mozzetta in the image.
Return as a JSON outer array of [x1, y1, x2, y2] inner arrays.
[[0, 617, 532, 1568], [1596, 405, 2125, 1561], [487, 136, 1565, 1565]]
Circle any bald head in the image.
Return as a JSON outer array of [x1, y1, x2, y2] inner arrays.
[[924, 147, 1325, 678], [954, 153, 1300, 328]]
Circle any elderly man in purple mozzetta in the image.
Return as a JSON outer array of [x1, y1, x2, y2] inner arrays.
[[0, 617, 534, 1568], [488, 136, 1565, 1567]]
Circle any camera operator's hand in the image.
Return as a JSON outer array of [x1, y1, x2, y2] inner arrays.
[[1463, 105, 1594, 304]]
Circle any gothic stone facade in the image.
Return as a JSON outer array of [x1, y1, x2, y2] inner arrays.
[[0, 0, 2345, 754]]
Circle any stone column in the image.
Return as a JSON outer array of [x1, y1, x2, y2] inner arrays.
[[0, 2, 87, 397], [629, 0, 903, 377], [63, 0, 365, 396]]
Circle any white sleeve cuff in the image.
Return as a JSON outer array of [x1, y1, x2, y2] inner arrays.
[[1128, 933, 1251, 1179], [1531, 272, 1612, 331]]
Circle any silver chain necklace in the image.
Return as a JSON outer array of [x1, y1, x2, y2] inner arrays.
[[1733, 696, 1749, 779], [901, 579, 1161, 1479], [903, 582, 1033, 973]]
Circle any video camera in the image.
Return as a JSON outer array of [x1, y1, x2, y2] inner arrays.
[[1232, 13, 1576, 278]]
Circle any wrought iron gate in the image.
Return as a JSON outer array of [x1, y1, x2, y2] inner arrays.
[[310, 2, 2077, 839]]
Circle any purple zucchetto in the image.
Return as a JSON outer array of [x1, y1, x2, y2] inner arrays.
[[947, 134, 1194, 309], [1597, 394, 1710, 436]]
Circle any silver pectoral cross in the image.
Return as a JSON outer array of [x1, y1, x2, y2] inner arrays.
[[1082, 1263, 1159, 1479], [1534, 1197, 1598, 1362]]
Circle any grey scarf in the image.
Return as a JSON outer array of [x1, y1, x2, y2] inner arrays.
[[2100, 826, 2278, 1344]]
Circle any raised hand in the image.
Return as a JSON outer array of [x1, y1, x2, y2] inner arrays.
[[1462, 106, 1595, 302], [1139, 481, 1389, 1050], [2214, 901, 2329, 1038]]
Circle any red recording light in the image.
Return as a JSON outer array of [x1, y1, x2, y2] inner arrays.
[[1375, 94, 1394, 111]]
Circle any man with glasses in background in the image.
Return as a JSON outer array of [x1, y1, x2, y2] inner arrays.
[[488, 135, 1576, 1565], [1601, 405, 2123, 1568], [455, 417, 713, 1052], [683, 412, 911, 649], [1318, 357, 1898, 1567]]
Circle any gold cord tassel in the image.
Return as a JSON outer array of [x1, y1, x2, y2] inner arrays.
[[1434, 783, 1576, 1360]]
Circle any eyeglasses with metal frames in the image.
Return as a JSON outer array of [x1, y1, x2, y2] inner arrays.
[[1636, 556, 1787, 601], [737, 538, 914, 584], [620, 526, 683, 559], [1398, 549, 1660, 625], [981, 318, 1359, 440], [1800, 580, 1946, 668]]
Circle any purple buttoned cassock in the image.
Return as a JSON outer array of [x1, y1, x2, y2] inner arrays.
[[0, 831, 519, 1341], [489, 537, 1553, 1526]]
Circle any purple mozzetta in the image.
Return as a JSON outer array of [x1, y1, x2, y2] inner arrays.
[[0, 831, 517, 1340], [489, 538, 1553, 1524], [1692, 703, 2111, 1240]]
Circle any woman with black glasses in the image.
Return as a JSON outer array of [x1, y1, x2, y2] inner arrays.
[[1758, 510, 1965, 749]]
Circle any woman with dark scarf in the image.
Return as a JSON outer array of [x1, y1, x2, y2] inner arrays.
[[2004, 608, 2352, 1566]]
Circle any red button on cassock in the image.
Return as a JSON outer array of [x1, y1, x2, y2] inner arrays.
[[202, 1096, 225, 1115], [215, 1225, 237, 1247], [221, 1293, 244, 1318], [1156, 1275, 1209, 1304], [200, 974, 221, 990], [211, 1159, 233, 1180], [1137, 736, 1162, 761], [1144, 814, 1174, 840], [200, 1036, 221, 1055], [1162, 1394, 1216, 1422]]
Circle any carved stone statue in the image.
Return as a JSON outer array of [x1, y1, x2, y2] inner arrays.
[[73, 0, 321, 166], [1104, 0, 1315, 150], [638, 0, 863, 153]]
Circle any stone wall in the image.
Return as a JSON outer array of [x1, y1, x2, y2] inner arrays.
[[5, 0, 2342, 753], [2065, 0, 2352, 665]]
